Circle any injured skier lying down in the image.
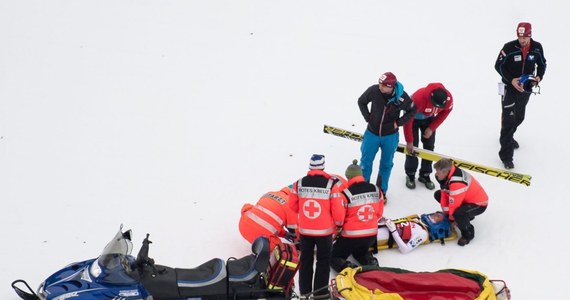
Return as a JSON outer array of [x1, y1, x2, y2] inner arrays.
[[376, 212, 457, 254]]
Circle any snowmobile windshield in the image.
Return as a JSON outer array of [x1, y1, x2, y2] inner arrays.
[[89, 226, 137, 284], [100, 227, 134, 257]]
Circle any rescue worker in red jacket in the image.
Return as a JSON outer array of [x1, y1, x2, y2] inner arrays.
[[289, 154, 345, 298], [331, 160, 383, 273], [239, 186, 298, 251], [403, 83, 453, 190], [433, 158, 488, 246]]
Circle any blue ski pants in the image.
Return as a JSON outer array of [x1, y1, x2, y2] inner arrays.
[[360, 129, 399, 193]]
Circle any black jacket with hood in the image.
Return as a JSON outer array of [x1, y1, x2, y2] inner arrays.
[[358, 82, 416, 136]]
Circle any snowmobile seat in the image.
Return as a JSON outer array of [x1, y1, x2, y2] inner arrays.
[[251, 236, 270, 272], [139, 258, 227, 299], [176, 258, 227, 297], [227, 236, 270, 283], [227, 237, 279, 299]]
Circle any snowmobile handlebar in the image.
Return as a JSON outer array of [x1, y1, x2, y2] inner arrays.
[[134, 233, 155, 269]]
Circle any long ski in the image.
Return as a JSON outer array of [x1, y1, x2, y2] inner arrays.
[[323, 124, 531, 187]]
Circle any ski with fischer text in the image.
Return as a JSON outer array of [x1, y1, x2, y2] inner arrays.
[[323, 124, 531, 187]]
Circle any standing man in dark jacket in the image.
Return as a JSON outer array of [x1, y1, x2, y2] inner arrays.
[[358, 72, 416, 197], [495, 22, 546, 169]]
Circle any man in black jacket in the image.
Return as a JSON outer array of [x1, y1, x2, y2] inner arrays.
[[495, 22, 547, 169], [358, 72, 416, 196]]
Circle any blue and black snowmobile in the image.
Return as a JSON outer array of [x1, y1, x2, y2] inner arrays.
[[12, 225, 293, 300]]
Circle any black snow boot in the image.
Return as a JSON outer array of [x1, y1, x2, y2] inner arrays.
[[405, 175, 416, 189], [418, 174, 435, 190]]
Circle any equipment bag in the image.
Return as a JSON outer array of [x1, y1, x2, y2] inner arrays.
[[332, 266, 510, 300], [265, 241, 300, 293]]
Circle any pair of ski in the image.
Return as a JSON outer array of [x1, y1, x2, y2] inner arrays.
[[323, 124, 531, 187]]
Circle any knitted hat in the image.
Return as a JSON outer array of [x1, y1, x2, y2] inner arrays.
[[517, 22, 532, 37], [345, 159, 363, 179], [430, 88, 448, 108], [309, 154, 325, 170], [378, 72, 397, 88]]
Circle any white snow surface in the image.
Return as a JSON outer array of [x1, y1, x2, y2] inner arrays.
[[1, 1, 569, 299]]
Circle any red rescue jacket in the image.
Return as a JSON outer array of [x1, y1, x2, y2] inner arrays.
[[439, 165, 489, 220], [339, 176, 383, 238], [240, 187, 298, 238], [289, 170, 345, 236]]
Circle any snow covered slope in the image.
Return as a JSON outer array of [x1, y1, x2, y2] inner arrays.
[[1, 0, 569, 298]]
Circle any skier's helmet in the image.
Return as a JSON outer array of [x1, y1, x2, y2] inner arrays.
[[430, 88, 448, 108], [519, 74, 538, 93], [420, 212, 451, 241]]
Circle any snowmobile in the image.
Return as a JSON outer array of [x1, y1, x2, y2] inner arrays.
[[12, 225, 293, 300]]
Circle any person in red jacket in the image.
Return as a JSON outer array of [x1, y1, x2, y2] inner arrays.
[[331, 160, 383, 273], [403, 83, 453, 190], [433, 158, 488, 246], [289, 154, 345, 298], [239, 186, 298, 251]]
